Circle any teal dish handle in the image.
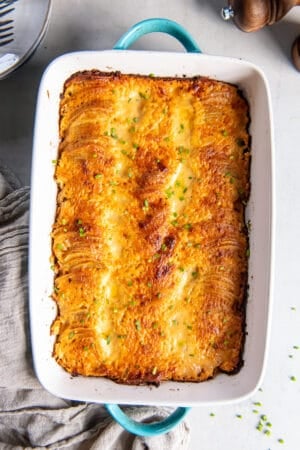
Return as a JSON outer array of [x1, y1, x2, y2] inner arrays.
[[105, 404, 191, 437], [113, 18, 201, 53], [107, 18, 195, 437]]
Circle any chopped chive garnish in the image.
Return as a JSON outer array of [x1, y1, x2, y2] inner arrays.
[[278, 438, 284, 444], [184, 223, 192, 230], [79, 227, 85, 237], [135, 319, 141, 331], [236, 414, 242, 419], [144, 199, 149, 208], [94, 173, 102, 179], [139, 92, 148, 100], [290, 375, 297, 381], [110, 128, 118, 138], [161, 243, 167, 251], [68, 331, 75, 339], [106, 335, 111, 344], [132, 117, 139, 123], [221, 129, 228, 137]]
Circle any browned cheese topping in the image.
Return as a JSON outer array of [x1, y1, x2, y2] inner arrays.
[[51, 71, 250, 384]]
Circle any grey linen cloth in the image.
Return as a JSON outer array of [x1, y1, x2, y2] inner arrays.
[[0, 163, 190, 450]]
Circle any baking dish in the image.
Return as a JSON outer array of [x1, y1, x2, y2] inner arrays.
[[29, 18, 274, 436]]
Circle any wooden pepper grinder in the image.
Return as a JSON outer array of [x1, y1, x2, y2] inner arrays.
[[221, 0, 300, 71]]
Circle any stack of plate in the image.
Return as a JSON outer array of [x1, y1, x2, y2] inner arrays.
[[0, 0, 52, 79]]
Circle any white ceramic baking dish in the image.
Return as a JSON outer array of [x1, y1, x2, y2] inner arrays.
[[29, 18, 274, 436]]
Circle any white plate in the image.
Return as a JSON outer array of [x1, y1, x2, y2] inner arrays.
[[30, 49, 274, 407], [0, 0, 52, 79]]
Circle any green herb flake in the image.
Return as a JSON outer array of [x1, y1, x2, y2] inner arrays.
[[106, 335, 111, 345], [83, 345, 89, 351], [165, 187, 175, 198], [152, 321, 158, 329], [171, 220, 178, 227], [261, 415, 267, 422], [192, 270, 199, 279], [266, 422, 272, 428], [246, 248, 250, 257], [291, 306, 296, 311], [184, 223, 192, 230], [178, 267, 185, 272], [221, 129, 228, 137], [135, 319, 141, 331], [264, 429, 271, 437], [127, 280, 133, 286], [56, 243, 64, 251], [236, 414, 242, 419], [252, 409, 259, 414], [256, 422, 263, 432], [253, 402, 262, 407], [79, 227, 85, 237], [147, 282, 152, 288], [176, 146, 190, 155], [293, 345, 299, 350], [68, 331, 75, 339], [133, 143, 139, 149], [144, 199, 149, 209], [278, 438, 285, 444], [139, 91, 148, 100], [51, 159, 57, 165], [94, 173, 102, 179], [110, 128, 118, 138], [209, 413, 215, 417], [161, 243, 167, 251], [290, 375, 297, 382]]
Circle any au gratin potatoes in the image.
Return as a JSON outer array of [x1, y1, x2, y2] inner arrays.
[[51, 71, 250, 384]]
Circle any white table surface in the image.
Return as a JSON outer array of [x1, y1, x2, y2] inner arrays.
[[1, 1, 300, 449]]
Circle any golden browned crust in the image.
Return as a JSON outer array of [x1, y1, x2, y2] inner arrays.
[[51, 70, 250, 384]]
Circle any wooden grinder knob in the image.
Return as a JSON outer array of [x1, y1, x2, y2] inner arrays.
[[222, 0, 300, 32], [292, 36, 300, 70], [222, 0, 300, 71]]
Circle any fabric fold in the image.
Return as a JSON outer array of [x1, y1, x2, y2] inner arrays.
[[0, 163, 190, 449]]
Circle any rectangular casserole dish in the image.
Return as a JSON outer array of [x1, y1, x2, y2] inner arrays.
[[29, 22, 274, 407]]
